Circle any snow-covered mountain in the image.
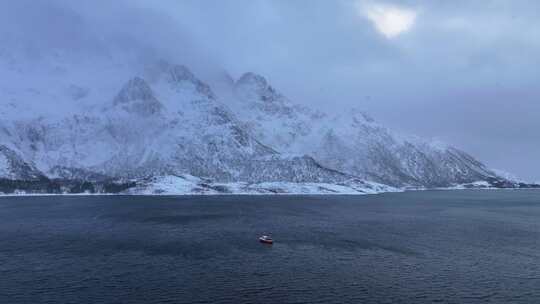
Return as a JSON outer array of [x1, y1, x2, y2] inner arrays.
[[0, 45, 531, 194], [228, 72, 511, 188], [0, 54, 382, 194], [1, 1, 535, 195]]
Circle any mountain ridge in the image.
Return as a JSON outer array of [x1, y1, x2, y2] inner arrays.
[[228, 72, 518, 188], [0, 56, 536, 194]]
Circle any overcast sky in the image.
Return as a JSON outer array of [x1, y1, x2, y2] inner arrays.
[[3, 0, 540, 181], [144, 0, 539, 181]]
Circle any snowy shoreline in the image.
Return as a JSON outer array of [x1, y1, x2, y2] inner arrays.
[[1, 187, 538, 198], [1, 175, 537, 198]]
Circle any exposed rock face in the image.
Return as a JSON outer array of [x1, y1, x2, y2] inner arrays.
[[167, 65, 216, 99], [113, 77, 163, 116], [0, 145, 45, 181]]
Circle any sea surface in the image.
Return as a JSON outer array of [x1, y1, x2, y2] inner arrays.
[[1, 190, 539, 304]]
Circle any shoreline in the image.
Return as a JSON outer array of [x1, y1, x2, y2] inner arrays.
[[1, 187, 538, 198]]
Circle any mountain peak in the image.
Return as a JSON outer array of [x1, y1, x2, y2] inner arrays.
[[167, 64, 216, 99], [168, 65, 197, 84], [113, 77, 163, 116], [233, 72, 298, 119], [236, 72, 268, 90]]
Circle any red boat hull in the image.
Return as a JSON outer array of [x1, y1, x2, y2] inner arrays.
[[259, 239, 273, 244]]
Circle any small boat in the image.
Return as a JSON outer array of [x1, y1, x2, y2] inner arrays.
[[259, 235, 273, 244]]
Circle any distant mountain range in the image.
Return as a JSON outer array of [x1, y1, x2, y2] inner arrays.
[[0, 51, 537, 194]]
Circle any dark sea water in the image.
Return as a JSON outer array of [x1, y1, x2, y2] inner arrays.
[[1, 190, 540, 304]]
